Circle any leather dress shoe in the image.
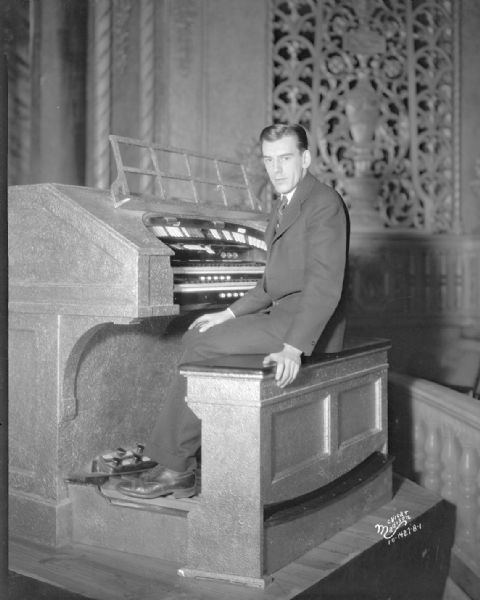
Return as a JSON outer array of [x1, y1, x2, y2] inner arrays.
[[116, 465, 196, 499]]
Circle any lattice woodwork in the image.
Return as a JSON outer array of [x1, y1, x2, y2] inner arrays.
[[271, 0, 460, 232]]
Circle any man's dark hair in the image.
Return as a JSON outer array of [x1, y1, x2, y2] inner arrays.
[[259, 123, 309, 152]]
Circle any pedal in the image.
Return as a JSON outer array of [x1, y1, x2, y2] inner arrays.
[[92, 443, 156, 475]]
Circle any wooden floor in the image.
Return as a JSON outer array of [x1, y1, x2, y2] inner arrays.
[[443, 578, 473, 600], [9, 570, 96, 600], [9, 477, 455, 600]]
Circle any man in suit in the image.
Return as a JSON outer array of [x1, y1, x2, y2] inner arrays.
[[117, 123, 349, 499]]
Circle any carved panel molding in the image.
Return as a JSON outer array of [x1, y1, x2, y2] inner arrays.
[[271, 0, 461, 233]]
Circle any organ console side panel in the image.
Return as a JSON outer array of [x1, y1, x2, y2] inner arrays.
[[7, 183, 173, 546], [9, 183, 178, 317]]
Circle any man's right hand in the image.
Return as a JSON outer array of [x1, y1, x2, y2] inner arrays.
[[188, 309, 234, 333]]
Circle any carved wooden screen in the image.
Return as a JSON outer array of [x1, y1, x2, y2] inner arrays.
[[270, 0, 461, 233]]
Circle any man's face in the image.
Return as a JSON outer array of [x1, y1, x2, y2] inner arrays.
[[261, 135, 311, 195]]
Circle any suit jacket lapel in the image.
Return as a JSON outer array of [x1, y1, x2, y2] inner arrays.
[[272, 172, 315, 241], [265, 199, 280, 247], [274, 195, 300, 239]]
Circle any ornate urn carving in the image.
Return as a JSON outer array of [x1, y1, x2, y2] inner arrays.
[[344, 71, 383, 227]]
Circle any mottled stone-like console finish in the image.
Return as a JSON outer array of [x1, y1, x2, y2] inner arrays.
[[8, 183, 178, 547], [179, 340, 391, 587], [7, 183, 266, 548]]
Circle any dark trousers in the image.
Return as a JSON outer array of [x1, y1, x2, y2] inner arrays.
[[146, 312, 288, 472]]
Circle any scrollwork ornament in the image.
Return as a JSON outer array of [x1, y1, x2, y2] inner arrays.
[[271, 0, 458, 232]]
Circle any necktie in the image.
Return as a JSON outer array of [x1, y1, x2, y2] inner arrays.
[[276, 194, 288, 230]]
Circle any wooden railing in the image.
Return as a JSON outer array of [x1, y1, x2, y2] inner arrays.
[[388, 372, 480, 590]]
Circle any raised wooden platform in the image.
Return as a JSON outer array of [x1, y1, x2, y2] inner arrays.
[[10, 477, 455, 600]]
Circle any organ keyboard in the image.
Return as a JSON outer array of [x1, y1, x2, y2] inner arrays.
[[143, 214, 266, 309]]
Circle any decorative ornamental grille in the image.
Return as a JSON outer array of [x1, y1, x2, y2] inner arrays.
[[271, 0, 460, 233]]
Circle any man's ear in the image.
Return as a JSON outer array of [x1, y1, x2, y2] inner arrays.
[[302, 149, 312, 169]]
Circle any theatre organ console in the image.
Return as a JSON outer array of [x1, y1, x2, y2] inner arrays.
[[8, 136, 397, 589]]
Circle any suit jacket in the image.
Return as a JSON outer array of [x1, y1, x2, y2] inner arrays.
[[229, 171, 349, 355]]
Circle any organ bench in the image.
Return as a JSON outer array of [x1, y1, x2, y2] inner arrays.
[[177, 341, 392, 587]]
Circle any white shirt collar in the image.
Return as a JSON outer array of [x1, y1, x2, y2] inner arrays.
[[283, 170, 308, 204], [283, 188, 296, 204]]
